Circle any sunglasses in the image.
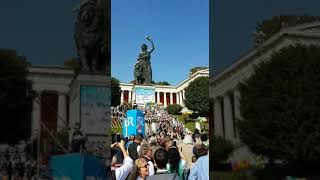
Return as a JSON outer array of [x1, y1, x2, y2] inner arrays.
[[140, 164, 149, 168]]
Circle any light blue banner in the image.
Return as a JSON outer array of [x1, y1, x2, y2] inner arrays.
[[123, 110, 145, 138], [136, 110, 145, 136], [80, 85, 110, 135], [50, 153, 108, 180]]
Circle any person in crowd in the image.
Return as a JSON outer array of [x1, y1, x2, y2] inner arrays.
[[166, 146, 187, 180], [126, 135, 135, 149], [181, 135, 194, 166], [164, 140, 173, 151], [111, 142, 124, 167], [149, 134, 157, 146], [128, 134, 143, 162], [133, 100, 138, 109], [128, 158, 149, 180], [70, 123, 86, 153], [192, 144, 208, 161], [188, 154, 209, 180], [139, 142, 155, 176], [147, 148, 179, 180], [111, 140, 134, 180], [192, 129, 201, 143]]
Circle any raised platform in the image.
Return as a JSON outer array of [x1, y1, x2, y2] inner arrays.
[[69, 73, 111, 141]]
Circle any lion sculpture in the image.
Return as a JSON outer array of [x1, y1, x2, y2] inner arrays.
[[74, 0, 108, 73]]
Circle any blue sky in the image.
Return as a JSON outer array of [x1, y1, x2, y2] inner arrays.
[[0, 1, 77, 66], [111, 0, 209, 85], [1, 1, 320, 84], [212, 0, 320, 75], [0, 1, 208, 86]]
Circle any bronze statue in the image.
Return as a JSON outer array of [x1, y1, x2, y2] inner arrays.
[[134, 36, 155, 85], [74, 0, 110, 74]]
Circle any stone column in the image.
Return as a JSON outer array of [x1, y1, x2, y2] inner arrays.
[[32, 93, 41, 139], [179, 91, 183, 106], [214, 98, 223, 137], [128, 90, 132, 103], [157, 91, 160, 104], [58, 93, 67, 131], [234, 89, 241, 139], [164, 92, 167, 107], [182, 90, 185, 106], [223, 93, 235, 140], [120, 90, 124, 105], [132, 89, 136, 102], [176, 92, 179, 105], [170, 93, 173, 105]]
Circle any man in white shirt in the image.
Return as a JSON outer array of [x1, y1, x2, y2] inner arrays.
[[111, 140, 133, 180]]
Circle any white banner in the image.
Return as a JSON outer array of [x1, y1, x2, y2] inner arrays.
[[135, 87, 155, 105]]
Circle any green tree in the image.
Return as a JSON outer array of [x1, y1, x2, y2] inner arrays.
[[189, 66, 208, 76], [166, 104, 183, 115], [111, 77, 121, 107], [238, 44, 320, 164], [184, 76, 209, 117], [253, 15, 320, 47], [0, 49, 33, 144], [156, 81, 170, 86], [150, 80, 171, 86]]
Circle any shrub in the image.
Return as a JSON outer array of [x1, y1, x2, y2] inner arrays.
[[211, 136, 234, 164], [166, 104, 183, 115]]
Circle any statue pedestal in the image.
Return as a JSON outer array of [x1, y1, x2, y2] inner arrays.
[[69, 73, 111, 142], [133, 85, 156, 107]]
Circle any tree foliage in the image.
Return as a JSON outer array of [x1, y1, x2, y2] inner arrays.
[[184, 76, 209, 117], [238, 44, 320, 163], [210, 136, 234, 164], [166, 104, 183, 115], [253, 15, 320, 47], [111, 77, 121, 107], [151, 80, 171, 86], [0, 49, 32, 144], [189, 66, 208, 76]]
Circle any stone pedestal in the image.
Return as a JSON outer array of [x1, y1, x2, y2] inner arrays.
[[133, 85, 156, 107], [69, 73, 111, 142]]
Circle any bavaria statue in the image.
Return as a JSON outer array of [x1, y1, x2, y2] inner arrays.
[[134, 36, 155, 85]]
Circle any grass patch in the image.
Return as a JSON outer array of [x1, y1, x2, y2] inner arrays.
[[174, 115, 209, 133]]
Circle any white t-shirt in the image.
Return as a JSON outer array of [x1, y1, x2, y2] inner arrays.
[[116, 157, 133, 180]]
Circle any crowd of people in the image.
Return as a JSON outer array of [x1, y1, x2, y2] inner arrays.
[[0, 104, 208, 179], [0, 152, 38, 180], [111, 105, 209, 180]]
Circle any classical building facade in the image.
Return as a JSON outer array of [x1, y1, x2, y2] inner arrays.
[[27, 66, 208, 140], [119, 68, 209, 107], [210, 22, 320, 161], [28, 67, 110, 141], [28, 66, 74, 139]]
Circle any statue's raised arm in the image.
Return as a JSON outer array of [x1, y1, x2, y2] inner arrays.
[[146, 36, 154, 54]]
